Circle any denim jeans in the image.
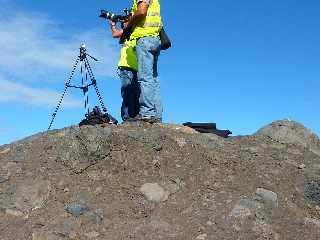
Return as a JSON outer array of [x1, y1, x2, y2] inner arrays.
[[118, 68, 140, 121], [136, 36, 162, 120]]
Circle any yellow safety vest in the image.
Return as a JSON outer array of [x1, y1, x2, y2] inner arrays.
[[130, 0, 162, 40], [118, 39, 138, 71]]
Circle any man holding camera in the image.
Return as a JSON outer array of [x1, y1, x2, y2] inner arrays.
[[124, 0, 163, 123]]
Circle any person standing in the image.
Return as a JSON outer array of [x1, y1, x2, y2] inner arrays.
[[109, 21, 140, 121], [125, 0, 163, 123]]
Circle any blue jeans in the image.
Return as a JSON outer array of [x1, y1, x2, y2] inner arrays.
[[136, 36, 162, 120], [118, 68, 140, 121]]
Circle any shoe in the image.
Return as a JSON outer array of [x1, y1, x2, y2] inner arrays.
[[125, 115, 161, 124], [140, 116, 161, 124], [122, 117, 137, 123]]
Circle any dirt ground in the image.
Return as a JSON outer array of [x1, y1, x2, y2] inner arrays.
[[1, 121, 320, 240]]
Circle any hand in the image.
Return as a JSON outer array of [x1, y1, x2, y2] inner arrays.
[[109, 20, 116, 27]]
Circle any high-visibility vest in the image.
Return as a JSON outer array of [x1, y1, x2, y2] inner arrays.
[[130, 0, 162, 40], [118, 39, 138, 71]]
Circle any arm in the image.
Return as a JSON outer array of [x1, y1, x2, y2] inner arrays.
[[126, 0, 149, 29]]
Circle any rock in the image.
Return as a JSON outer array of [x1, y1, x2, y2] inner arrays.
[[298, 164, 306, 169], [229, 199, 260, 219], [304, 181, 320, 205], [256, 120, 320, 156], [196, 233, 208, 240], [255, 188, 278, 207], [206, 221, 213, 226], [140, 183, 169, 202], [84, 231, 100, 239], [153, 144, 163, 151], [65, 202, 89, 216]]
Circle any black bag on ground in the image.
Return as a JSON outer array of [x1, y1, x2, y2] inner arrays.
[[79, 106, 118, 126], [183, 122, 232, 138], [160, 28, 171, 50]]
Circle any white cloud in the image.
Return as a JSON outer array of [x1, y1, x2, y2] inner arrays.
[[0, 5, 119, 108], [0, 8, 119, 82], [0, 77, 81, 108]]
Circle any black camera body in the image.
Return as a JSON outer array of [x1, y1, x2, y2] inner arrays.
[[99, 9, 130, 23]]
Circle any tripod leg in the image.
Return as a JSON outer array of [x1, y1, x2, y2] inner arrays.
[[85, 58, 108, 113], [84, 61, 90, 115], [48, 57, 80, 130]]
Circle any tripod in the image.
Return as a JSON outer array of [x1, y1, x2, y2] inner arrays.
[[48, 44, 108, 130]]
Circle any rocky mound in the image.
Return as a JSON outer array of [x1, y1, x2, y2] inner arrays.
[[256, 119, 320, 156], [1, 120, 320, 240]]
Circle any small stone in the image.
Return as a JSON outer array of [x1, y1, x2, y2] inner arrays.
[[206, 221, 213, 226], [298, 164, 306, 169], [5, 208, 25, 217], [65, 203, 89, 216], [153, 144, 163, 151], [140, 183, 169, 202], [84, 231, 100, 239], [255, 188, 278, 207], [196, 233, 207, 240]]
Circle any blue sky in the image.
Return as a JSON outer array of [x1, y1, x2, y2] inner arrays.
[[0, 0, 319, 145]]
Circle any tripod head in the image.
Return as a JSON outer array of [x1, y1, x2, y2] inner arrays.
[[79, 43, 98, 62]]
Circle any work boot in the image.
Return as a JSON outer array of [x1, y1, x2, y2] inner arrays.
[[125, 115, 161, 124]]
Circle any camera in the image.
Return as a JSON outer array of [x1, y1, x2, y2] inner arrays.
[[99, 9, 130, 23]]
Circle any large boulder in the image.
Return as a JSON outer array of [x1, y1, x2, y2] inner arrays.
[[256, 119, 320, 156]]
